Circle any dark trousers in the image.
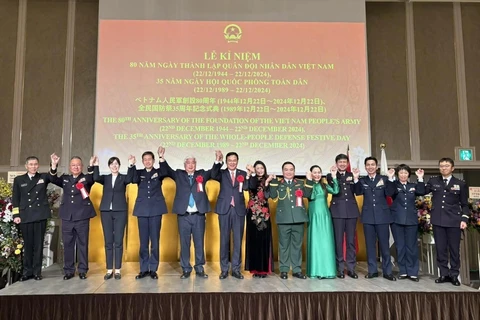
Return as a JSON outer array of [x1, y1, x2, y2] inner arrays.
[[391, 223, 419, 276], [363, 223, 392, 275], [20, 220, 47, 277], [218, 206, 245, 272], [138, 215, 162, 273], [62, 219, 90, 274], [278, 223, 304, 274], [332, 218, 357, 272], [178, 213, 206, 273], [101, 210, 127, 270], [433, 225, 462, 277]]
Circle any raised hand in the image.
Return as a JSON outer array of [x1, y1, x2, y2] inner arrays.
[[416, 168, 424, 179], [266, 174, 274, 183], [215, 150, 223, 162], [387, 168, 395, 179], [352, 168, 360, 180], [128, 155, 136, 165], [50, 153, 60, 166], [89, 156, 96, 166], [330, 165, 338, 176], [158, 146, 165, 158], [93, 155, 99, 166], [306, 171, 313, 181], [246, 164, 254, 174]]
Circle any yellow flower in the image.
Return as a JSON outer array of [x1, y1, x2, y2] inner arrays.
[[15, 249, 21, 255], [17, 244, 23, 249]]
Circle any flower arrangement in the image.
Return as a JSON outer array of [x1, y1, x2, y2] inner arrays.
[[467, 198, 480, 233], [0, 178, 23, 276], [248, 188, 270, 231], [416, 194, 433, 235]]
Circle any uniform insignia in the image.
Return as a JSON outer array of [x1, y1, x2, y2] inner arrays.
[[37, 179, 44, 184], [78, 177, 86, 183], [21, 183, 28, 187], [451, 185, 460, 191], [376, 180, 384, 187], [397, 188, 403, 191], [346, 177, 353, 181], [362, 184, 369, 187], [63, 179, 69, 183], [151, 173, 158, 179], [433, 184, 441, 188], [409, 187, 416, 192], [140, 176, 146, 179]]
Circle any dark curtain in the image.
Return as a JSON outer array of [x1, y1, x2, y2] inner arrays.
[[1, 292, 479, 320]]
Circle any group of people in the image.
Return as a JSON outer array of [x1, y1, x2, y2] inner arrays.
[[11, 149, 469, 287]]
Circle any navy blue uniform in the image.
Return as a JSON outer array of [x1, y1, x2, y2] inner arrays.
[[327, 171, 360, 273], [354, 175, 396, 275], [390, 180, 426, 276], [12, 172, 53, 277], [128, 163, 168, 273], [425, 176, 469, 278], [49, 168, 96, 275]]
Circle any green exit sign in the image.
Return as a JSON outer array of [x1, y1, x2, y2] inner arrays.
[[455, 147, 475, 162]]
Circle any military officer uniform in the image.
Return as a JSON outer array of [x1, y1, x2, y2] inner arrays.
[[425, 175, 469, 282], [390, 180, 426, 278], [354, 175, 396, 277], [49, 167, 96, 278], [128, 163, 168, 277], [12, 172, 53, 280], [327, 171, 359, 276], [269, 178, 313, 278]]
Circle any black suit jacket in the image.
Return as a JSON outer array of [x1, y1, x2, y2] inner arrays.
[[391, 181, 426, 225], [425, 176, 469, 227], [163, 161, 222, 214], [12, 172, 52, 223], [93, 166, 133, 212], [49, 168, 96, 221], [213, 168, 248, 216], [129, 163, 168, 217]]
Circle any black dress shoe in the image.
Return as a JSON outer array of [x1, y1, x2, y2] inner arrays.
[[150, 272, 158, 279], [398, 274, 408, 280], [280, 272, 288, 279], [196, 271, 208, 278], [20, 275, 32, 282], [435, 276, 451, 284], [34, 275, 43, 281], [135, 271, 150, 279], [292, 272, 307, 279], [451, 276, 461, 286], [219, 271, 228, 279], [180, 272, 191, 279], [347, 271, 358, 279], [408, 276, 419, 282], [104, 273, 113, 280], [383, 274, 396, 281], [114, 273, 121, 280], [337, 272, 345, 279], [365, 273, 378, 279], [232, 271, 244, 279], [253, 274, 261, 278], [63, 273, 74, 280], [79, 273, 87, 280]]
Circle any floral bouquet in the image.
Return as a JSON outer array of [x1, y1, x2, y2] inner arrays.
[[416, 194, 433, 235], [468, 198, 480, 233], [0, 178, 23, 276], [248, 189, 270, 231]]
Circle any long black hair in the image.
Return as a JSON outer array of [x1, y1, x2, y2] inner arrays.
[[253, 160, 267, 182]]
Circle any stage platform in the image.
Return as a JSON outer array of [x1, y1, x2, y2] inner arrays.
[[1, 262, 479, 320]]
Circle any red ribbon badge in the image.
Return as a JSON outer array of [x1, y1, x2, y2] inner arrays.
[[295, 189, 303, 207], [237, 175, 244, 192], [76, 182, 89, 199], [196, 176, 204, 192]]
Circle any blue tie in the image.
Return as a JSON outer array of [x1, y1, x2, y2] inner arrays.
[[188, 175, 195, 207]]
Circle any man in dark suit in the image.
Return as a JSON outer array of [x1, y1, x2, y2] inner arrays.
[[49, 154, 96, 280], [268, 162, 313, 280], [161, 150, 223, 279], [326, 154, 360, 279], [128, 147, 168, 280], [213, 151, 248, 279], [12, 155, 54, 281], [425, 158, 469, 286], [353, 157, 396, 281]]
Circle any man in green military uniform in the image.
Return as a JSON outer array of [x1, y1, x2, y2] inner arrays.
[[268, 161, 313, 279]]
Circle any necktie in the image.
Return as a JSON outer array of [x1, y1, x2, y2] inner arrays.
[[403, 184, 406, 190], [371, 177, 374, 182], [188, 175, 195, 207], [443, 179, 448, 187], [230, 171, 235, 206]]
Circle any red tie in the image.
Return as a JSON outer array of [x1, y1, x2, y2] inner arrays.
[[231, 171, 235, 206]]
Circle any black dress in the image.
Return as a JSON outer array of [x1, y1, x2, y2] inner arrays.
[[244, 176, 274, 274]]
